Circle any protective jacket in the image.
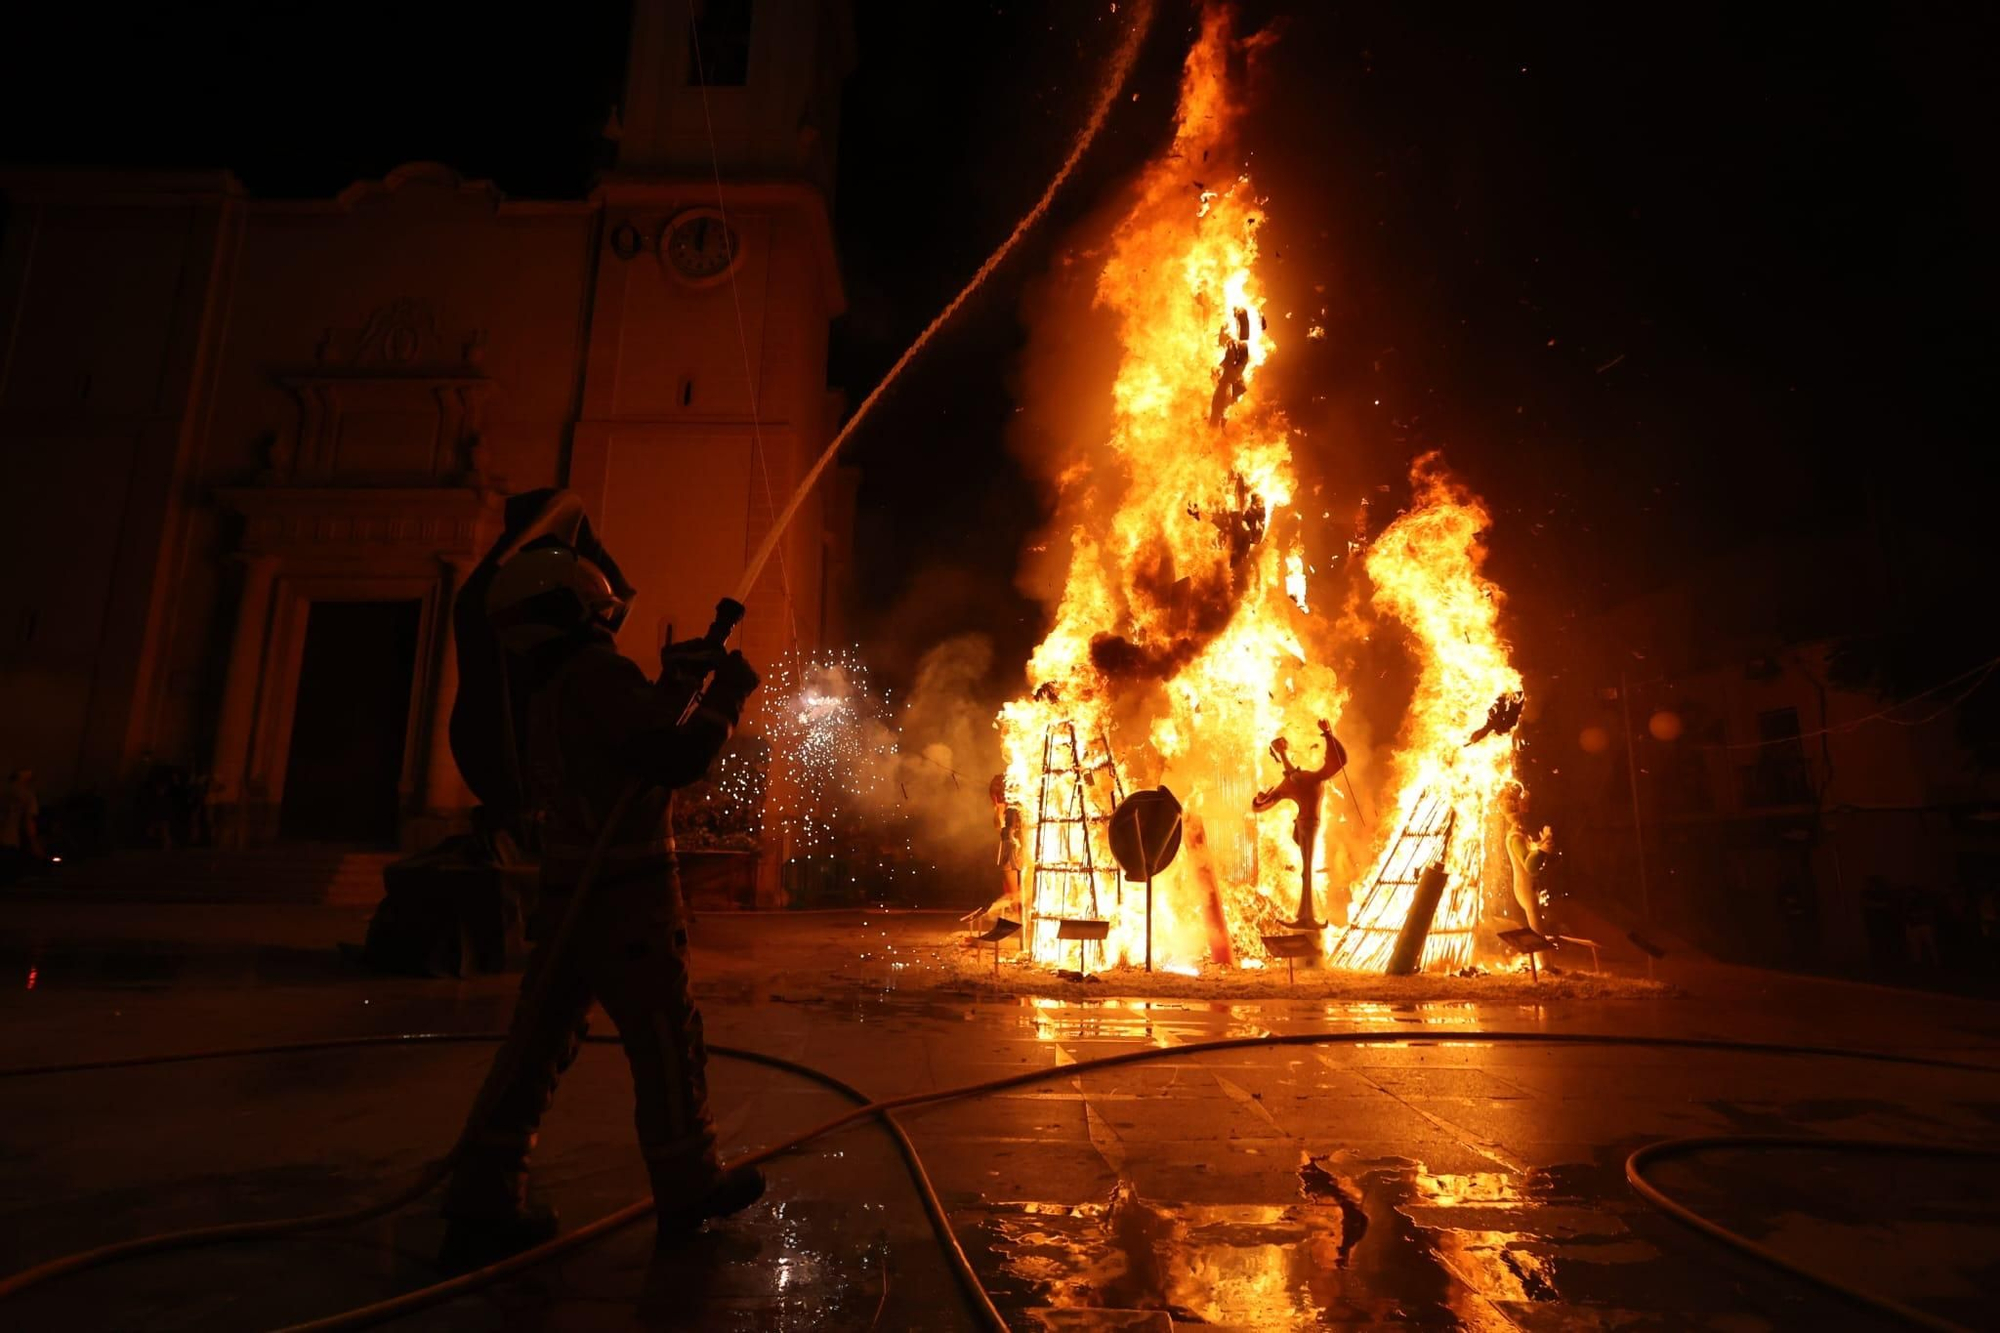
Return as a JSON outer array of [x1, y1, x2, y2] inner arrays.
[[523, 630, 736, 887], [449, 489, 635, 837]]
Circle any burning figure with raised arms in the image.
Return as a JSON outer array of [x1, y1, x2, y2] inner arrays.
[[1252, 719, 1348, 930]]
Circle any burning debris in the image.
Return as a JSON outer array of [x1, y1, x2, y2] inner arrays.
[[1328, 462, 1524, 973], [1210, 306, 1254, 426], [1465, 692, 1524, 747], [1021, 720, 1126, 965], [995, 6, 1526, 978], [1087, 474, 1272, 684]]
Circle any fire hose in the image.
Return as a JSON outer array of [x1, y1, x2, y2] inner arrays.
[[2, 1027, 1997, 1331], [727, 1, 1156, 604]]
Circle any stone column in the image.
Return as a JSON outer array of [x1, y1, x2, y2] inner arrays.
[[210, 553, 279, 850], [420, 556, 473, 831]]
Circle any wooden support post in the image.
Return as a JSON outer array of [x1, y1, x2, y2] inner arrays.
[[1144, 868, 1154, 973]]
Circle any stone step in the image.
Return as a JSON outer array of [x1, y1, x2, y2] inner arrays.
[[51, 849, 399, 906]]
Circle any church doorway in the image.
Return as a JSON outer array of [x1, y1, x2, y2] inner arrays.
[[280, 600, 422, 845]]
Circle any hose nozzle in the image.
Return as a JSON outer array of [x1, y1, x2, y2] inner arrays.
[[705, 598, 745, 649]]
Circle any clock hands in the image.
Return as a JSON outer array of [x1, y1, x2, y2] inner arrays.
[[665, 216, 734, 276]]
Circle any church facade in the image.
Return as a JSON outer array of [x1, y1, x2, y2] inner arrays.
[[0, 1, 856, 852]]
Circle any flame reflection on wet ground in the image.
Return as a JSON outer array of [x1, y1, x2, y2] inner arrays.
[[977, 1150, 1654, 1329], [945, 991, 1997, 1329], [969, 994, 1637, 1328]]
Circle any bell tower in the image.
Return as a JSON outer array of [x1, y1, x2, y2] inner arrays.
[[571, 0, 855, 681], [615, 0, 849, 194]]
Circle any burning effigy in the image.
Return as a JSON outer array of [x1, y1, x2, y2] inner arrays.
[[996, 6, 1525, 977]]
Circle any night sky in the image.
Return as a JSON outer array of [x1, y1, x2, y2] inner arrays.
[[4, 1, 1990, 692], [834, 2, 1994, 687]]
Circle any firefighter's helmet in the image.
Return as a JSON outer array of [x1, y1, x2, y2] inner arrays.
[[486, 543, 628, 651]]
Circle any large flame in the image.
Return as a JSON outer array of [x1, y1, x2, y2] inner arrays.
[[998, 5, 1521, 974], [1326, 458, 1523, 972]]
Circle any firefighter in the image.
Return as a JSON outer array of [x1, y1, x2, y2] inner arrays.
[[441, 542, 763, 1269]]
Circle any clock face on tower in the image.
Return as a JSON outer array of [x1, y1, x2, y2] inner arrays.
[[661, 210, 740, 284]]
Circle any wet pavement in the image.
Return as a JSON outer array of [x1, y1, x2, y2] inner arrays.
[[3, 901, 1999, 1329]]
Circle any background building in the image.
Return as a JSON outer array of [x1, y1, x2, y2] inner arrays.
[[1528, 532, 2000, 980], [0, 0, 857, 855]]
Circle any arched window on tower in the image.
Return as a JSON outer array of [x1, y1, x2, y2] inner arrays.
[[687, 0, 753, 87]]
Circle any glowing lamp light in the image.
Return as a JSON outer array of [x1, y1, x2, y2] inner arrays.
[[1648, 710, 1684, 742], [1579, 725, 1611, 754]]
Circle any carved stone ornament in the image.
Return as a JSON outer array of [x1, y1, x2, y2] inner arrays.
[[460, 431, 493, 490], [256, 429, 294, 486], [314, 298, 481, 373], [219, 485, 488, 560], [275, 298, 492, 486]]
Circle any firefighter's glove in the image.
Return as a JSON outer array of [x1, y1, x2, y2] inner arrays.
[[661, 637, 725, 690], [706, 651, 760, 718]]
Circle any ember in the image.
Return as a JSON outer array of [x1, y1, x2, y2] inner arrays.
[[998, 6, 1525, 975], [759, 648, 923, 897]]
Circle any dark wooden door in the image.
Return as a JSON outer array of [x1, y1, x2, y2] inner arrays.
[[280, 600, 421, 845]]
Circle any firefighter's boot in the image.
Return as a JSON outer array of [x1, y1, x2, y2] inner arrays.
[[439, 1141, 560, 1272], [652, 1156, 767, 1244]]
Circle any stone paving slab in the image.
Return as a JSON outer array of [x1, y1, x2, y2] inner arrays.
[[1, 906, 1998, 1329]]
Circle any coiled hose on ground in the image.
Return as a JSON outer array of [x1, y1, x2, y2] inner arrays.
[[2, 1028, 1997, 1331], [6, 782, 1998, 1331]]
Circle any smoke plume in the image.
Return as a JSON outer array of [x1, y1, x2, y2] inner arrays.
[[887, 633, 1008, 886]]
